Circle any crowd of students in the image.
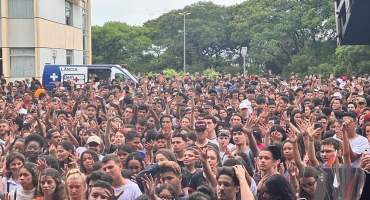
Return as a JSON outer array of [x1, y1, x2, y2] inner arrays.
[[0, 71, 369, 200]]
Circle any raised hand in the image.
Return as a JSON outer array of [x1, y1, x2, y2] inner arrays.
[[278, 163, 285, 175], [254, 157, 260, 174], [286, 161, 298, 177], [69, 153, 78, 169], [193, 146, 208, 163], [144, 140, 155, 152], [49, 144, 57, 157], [162, 125, 172, 139], [61, 164, 69, 176], [36, 158, 50, 172], [106, 187, 124, 200], [142, 155, 153, 168], [286, 128, 298, 143]]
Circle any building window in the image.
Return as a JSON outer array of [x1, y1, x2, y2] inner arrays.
[[10, 48, 35, 77], [9, 0, 34, 18], [65, 1, 73, 26], [66, 50, 73, 64]]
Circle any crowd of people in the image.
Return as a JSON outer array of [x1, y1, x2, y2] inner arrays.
[[0, 70, 369, 200]]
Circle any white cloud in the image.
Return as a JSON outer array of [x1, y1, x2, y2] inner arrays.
[[91, 0, 245, 26]]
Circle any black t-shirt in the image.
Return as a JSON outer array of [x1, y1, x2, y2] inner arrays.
[[181, 167, 199, 186], [189, 170, 206, 192], [177, 160, 185, 168]]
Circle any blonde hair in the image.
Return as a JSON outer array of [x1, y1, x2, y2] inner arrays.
[[66, 168, 86, 183], [66, 168, 86, 199]]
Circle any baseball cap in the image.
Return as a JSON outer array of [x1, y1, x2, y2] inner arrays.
[[194, 120, 208, 130], [227, 105, 233, 110], [208, 89, 217, 95], [87, 135, 101, 145], [217, 130, 230, 138], [239, 103, 248, 109], [364, 113, 370, 123], [332, 92, 342, 99], [358, 98, 367, 103]]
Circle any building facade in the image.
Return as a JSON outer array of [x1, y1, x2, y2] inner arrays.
[[0, 0, 92, 82]]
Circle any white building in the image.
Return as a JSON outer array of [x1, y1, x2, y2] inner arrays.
[[0, 0, 92, 82]]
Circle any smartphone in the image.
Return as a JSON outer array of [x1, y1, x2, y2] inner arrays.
[[365, 150, 370, 158], [314, 122, 323, 129]]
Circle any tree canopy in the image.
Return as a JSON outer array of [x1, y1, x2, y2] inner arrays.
[[91, 0, 369, 77]]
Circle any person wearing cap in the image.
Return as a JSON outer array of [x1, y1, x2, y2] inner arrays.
[[208, 89, 217, 98], [226, 105, 234, 113], [184, 72, 191, 84], [358, 98, 367, 112], [191, 120, 218, 150], [238, 102, 250, 123], [86, 135, 104, 160]]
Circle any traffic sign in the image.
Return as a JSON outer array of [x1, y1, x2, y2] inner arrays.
[[241, 47, 248, 56]]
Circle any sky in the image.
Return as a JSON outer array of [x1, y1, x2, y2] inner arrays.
[[91, 0, 245, 26]]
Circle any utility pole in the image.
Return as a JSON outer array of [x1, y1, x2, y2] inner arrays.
[[179, 13, 191, 73]]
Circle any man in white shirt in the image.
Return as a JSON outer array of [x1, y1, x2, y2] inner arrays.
[[102, 154, 141, 200], [342, 111, 370, 167]]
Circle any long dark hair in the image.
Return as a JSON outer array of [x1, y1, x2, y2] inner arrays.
[[263, 174, 296, 200], [38, 168, 66, 200], [79, 150, 99, 174], [125, 152, 144, 171], [298, 166, 319, 200], [19, 163, 40, 198], [57, 141, 75, 168], [157, 184, 179, 200]]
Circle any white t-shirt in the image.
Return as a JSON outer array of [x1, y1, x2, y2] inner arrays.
[[250, 178, 257, 196], [114, 180, 141, 200], [8, 187, 36, 200], [349, 135, 370, 167], [207, 137, 218, 146]]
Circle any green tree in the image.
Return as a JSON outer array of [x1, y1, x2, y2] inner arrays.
[[91, 21, 153, 72], [334, 45, 370, 75], [229, 0, 336, 76]]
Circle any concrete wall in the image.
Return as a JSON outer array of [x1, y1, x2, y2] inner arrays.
[[8, 19, 34, 47], [37, 18, 83, 50]]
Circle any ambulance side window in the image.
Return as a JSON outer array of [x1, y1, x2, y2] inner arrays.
[[115, 73, 125, 82]]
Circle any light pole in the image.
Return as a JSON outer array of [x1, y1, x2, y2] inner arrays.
[[241, 47, 248, 75], [51, 49, 57, 64], [179, 12, 190, 73]]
